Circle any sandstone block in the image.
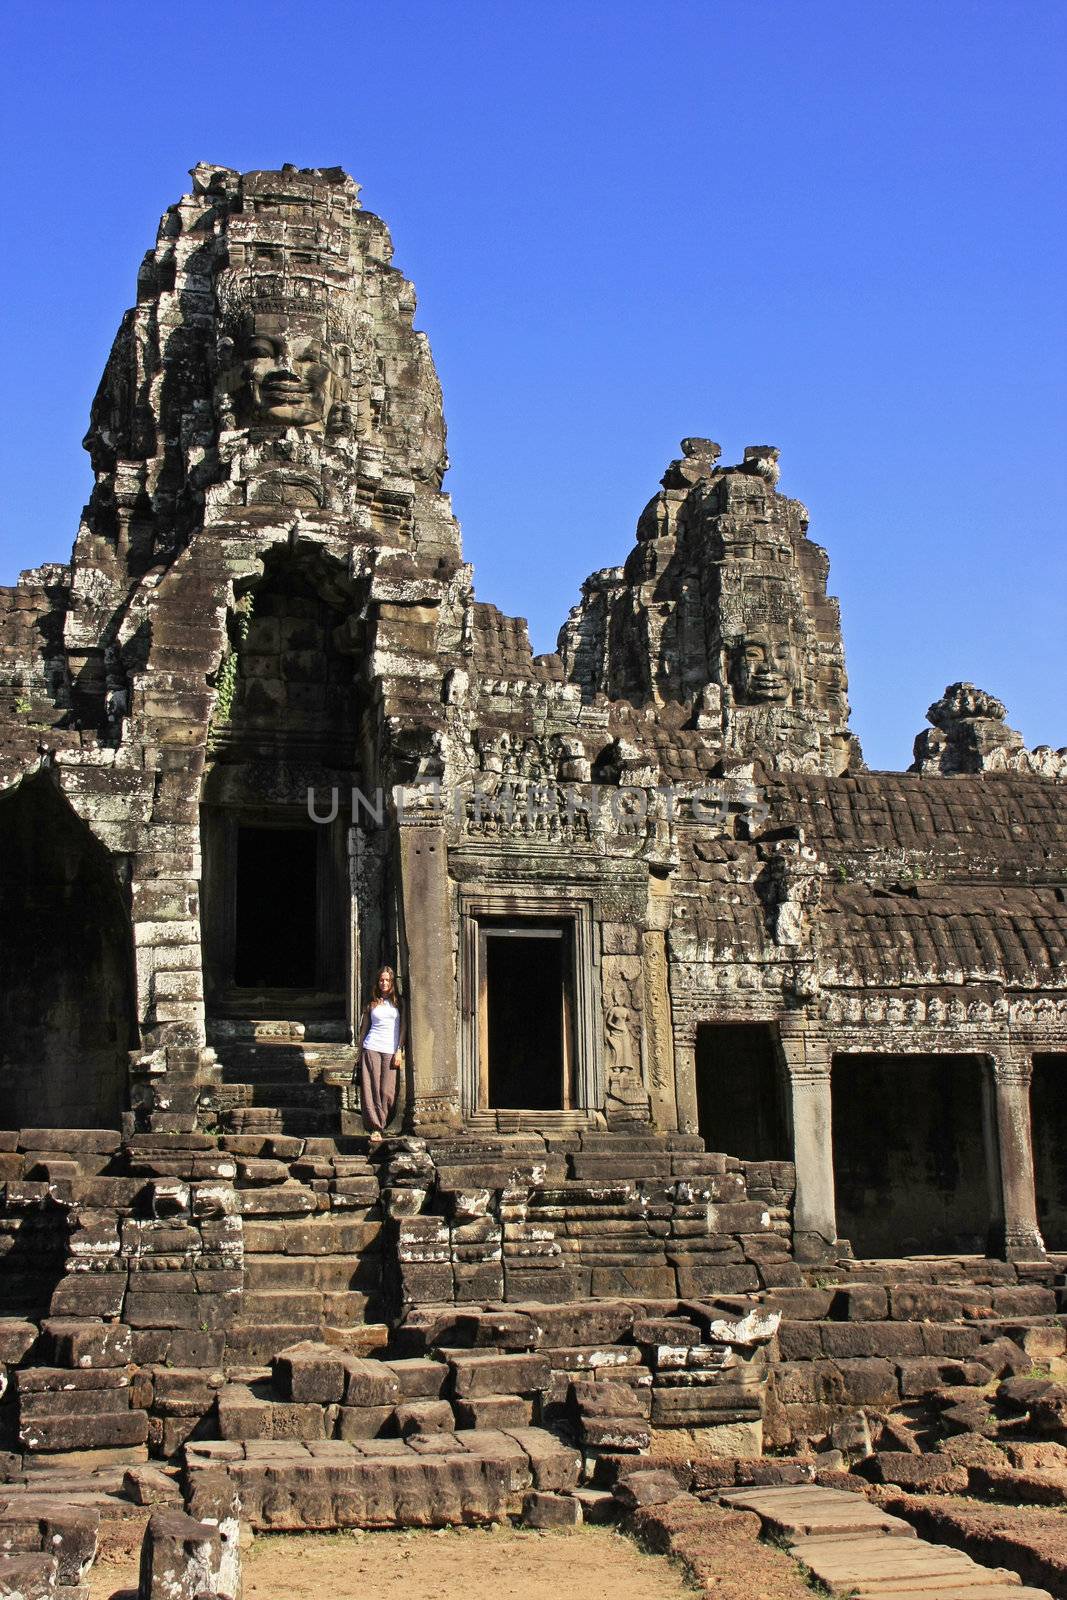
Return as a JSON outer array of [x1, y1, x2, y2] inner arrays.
[[43, 1318, 132, 1368], [860, 1451, 969, 1494], [273, 1342, 349, 1405], [342, 1358, 400, 1409], [612, 1469, 687, 1510], [454, 1394, 533, 1429], [502, 1427, 580, 1491], [0, 1320, 37, 1364], [138, 1507, 229, 1600], [448, 1351, 550, 1398], [0, 1553, 57, 1598], [395, 1400, 454, 1436], [334, 1404, 395, 1440], [522, 1490, 582, 1528], [384, 1358, 448, 1399], [581, 1416, 652, 1451]]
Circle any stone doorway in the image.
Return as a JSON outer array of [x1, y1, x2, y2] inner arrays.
[[695, 1023, 789, 1160], [480, 924, 574, 1111], [0, 773, 136, 1127], [1032, 1053, 1067, 1250], [831, 1053, 991, 1257]]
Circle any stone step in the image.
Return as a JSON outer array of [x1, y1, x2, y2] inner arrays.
[[243, 1253, 373, 1291], [224, 1107, 341, 1137], [224, 1321, 326, 1364], [242, 1217, 383, 1253], [224, 1080, 343, 1107]]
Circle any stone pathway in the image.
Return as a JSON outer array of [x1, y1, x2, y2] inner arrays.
[[718, 1484, 1054, 1598]]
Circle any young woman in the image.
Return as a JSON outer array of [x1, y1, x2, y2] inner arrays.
[[357, 966, 405, 1144]]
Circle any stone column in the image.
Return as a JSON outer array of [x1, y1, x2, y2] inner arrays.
[[672, 1025, 700, 1136], [986, 1046, 1045, 1261], [394, 807, 461, 1134], [643, 877, 678, 1130], [777, 1020, 838, 1263]]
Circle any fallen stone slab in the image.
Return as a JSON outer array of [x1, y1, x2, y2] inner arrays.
[[877, 1490, 1067, 1597], [719, 1483, 916, 1541], [857, 1451, 970, 1494], [626, 1494, 815, 1600], [791, 1529, 1051, 1597], [613, 1469, 688, 1510]]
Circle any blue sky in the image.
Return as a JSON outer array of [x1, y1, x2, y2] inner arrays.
[[2, 0, 1064, 770]]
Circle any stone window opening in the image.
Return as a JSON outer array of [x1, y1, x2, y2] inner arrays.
[[200, 805, 350, 1020], [831, 1052, 992, 1258], [1032, 1053, 1067, 1250], [695, 1022, 789, 1160]]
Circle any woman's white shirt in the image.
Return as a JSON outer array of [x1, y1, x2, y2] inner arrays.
[[363, 1000, 400, 1054]]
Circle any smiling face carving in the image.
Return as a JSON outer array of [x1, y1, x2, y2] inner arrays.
[[731, 638, 790, 703], [217, 316, 349, 431]]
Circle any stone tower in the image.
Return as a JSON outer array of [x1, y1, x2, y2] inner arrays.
[[558, 439, 862, 775]]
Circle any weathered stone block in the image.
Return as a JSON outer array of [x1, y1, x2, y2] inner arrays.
[[522, 1490, 582, 1528], [343, 1359, 400, 1409], [580, 1416, 652, 1451], [0, 1553, 57, 1598], [334, 1404, 396, 1440], [385, 1359, 448, 1399], [138, 1507, 228, 1600], [395, 1400, 454, 1436], [273, 1342, 349, 1405], [454, 1394, 533, 1430], [43, 1318, 132, 1368], [449, 1351, 550, 1398]]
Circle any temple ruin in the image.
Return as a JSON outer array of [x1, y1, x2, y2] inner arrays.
[[0, 165, 1064, 1589]]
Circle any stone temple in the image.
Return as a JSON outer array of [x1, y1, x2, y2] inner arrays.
[[0, 166, 1065, 1586]]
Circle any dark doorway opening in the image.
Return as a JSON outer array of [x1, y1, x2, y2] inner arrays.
[[832, 1053, 990, 1257], [234, 825, 317, 989], [696, 1023, 788, 1159], [1033, 1054, 1067, 1251], [0, 773, 136, 1128], [483, 926, 570, 1110]]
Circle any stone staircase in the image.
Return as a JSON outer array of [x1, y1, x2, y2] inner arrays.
[[229, 1209, 388, 1364], [398, 1131, 799, 1306], [209, 1020, 358, 1138], [764, 1254, 1067, 1452]]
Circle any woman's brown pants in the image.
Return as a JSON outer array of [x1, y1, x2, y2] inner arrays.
[[360, 1048, 397, 1133]]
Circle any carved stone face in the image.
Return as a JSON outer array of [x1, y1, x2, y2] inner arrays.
[[217, 319, 348, 429], [732, 639, 789, 703]]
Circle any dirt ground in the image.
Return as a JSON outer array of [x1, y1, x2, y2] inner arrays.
[[89, 1524, 698, 1600]]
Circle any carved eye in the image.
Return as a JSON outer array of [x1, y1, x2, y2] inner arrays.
[[246, 339, 275, 360]]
